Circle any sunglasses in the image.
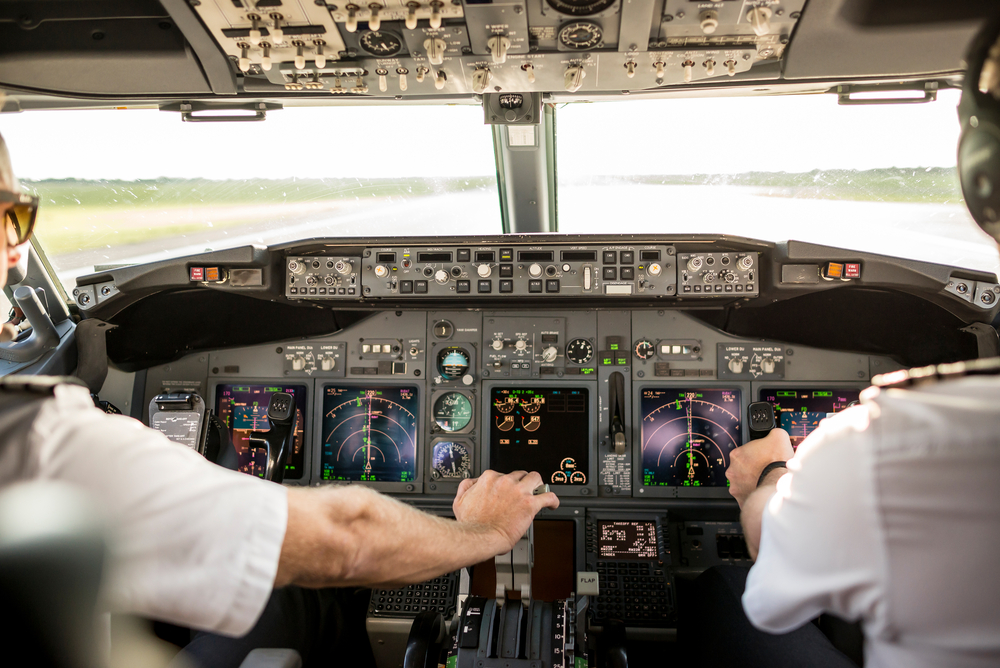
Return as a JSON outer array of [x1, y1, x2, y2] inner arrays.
[[1, 189, 38, 246]]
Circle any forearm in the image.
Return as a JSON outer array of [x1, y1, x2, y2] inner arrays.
[[739, 468, 785, 560], [276, 485, 510, 589]]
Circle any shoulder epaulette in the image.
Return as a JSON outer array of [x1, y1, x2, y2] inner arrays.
[[0, 375, 88, 396], [872, 357, 1000, 389]]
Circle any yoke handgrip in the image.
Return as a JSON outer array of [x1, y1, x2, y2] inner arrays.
[[249, 392, 297, 483], [0, 286, 59, 363]]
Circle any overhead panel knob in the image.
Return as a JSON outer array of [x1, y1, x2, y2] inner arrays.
[[345, 4, 360, 32], [435, 269, 450, 285], [292, 355, 306, 371], [261, 43, 272, 71], [624, 61, 636, 78], [477, 264, 492, 278], [424, 38, 446, 66], [248, 14, 262, 45], [515, 339, 527, 351], [487, 35, 511, 65], [564, 65, 585, 93], [541, 346, 558, 363], [269, 13, 284, 41], [434, 70, 447, 89], [314, 41, 326, 68], [726, 59, 737, 77], [374, 265, 389, 278], [647, 262, 662, 276], [321, 357, 336, 371], [747, 6, 772, 36], [522, 63, 536, 84], [492, 339, 504, 350], [528, 263, 543, 278], [728, 357, 744, 374], [293, 41, 306, 69], [686, 256, 703, 272], [704, 59, 715, 77], [238, 43, 251, 72], [429, 0, 443, 29], [654, 61, 665, 79], [760, 356, 776, 374], [416, 66, 428, 83], [682, 60, 695, 83], [700, 10, 719, 34]]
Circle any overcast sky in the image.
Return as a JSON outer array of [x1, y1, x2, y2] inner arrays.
[[0, 89, 964, 180]]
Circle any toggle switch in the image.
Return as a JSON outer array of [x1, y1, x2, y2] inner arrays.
[[564, 65, 585, 92], [747, 6, 772, 36], [487, 35, 511, 65], [434, 70, 447, 89], [682, 60, 695, 83], [345, 4, 360, 32], [522, 62, 535, 84], [725, 59, 737, 77], [248, 14, 262, 45], [376, 67, 388, 92], [238, 42, 251, 72], [406, 1, 420, 29], [293, 41, 306, 69], [654, 61, 665, 79], [704, 59, 715, 77], [416, 66, 428, 83], [429, 0, 443, 29], [260, 42, 272, 71], [269, 13, 283, 41], [472, 67, 491, 94], [351, 75, 368, 93], [424, 37, 446, 65], [624, 61, 636, 78], [368, 3, 382, 31], [314, 40, 326, 68], [397, 67, 408, 91]]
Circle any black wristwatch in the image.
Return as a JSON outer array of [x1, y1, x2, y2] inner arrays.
[[756, 461, 787, 488]]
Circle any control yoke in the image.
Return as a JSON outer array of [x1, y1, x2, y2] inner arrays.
[[0, 286, 59, 362], [248, 392, 296, 483]]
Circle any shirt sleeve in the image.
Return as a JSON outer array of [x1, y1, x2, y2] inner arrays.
[[26, 385, 287, 637], [742, 405, 887, 634]]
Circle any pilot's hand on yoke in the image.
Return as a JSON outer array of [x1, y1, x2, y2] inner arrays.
[[726, 429, 794, 507], [453, 469, 559, 552]]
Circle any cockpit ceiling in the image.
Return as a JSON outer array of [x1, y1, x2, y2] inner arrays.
[[0, 0, 994, 102]]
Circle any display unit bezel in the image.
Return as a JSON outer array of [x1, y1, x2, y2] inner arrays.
[[482, 380, 599, 497], [210, 379, 313, 484], [632, 382, 751, 499], [313, 381, 424, 493]]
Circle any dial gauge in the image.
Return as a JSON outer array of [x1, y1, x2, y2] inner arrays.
[[359, 30, 402, 56], [437, 347, 470, 380], [545, 0, 616, 17], [519, 395, 544, 414], [565, 338, 594, 364], [634, 339, 655, 360], [495, 396, 518, 413], [433, 391, 473, 432], [431, 441, 471, 479], [558, 21, 603, 50]]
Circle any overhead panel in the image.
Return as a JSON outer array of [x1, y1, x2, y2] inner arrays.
[[190, 0, 807, 96]]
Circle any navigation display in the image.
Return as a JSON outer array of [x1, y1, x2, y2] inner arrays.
[[759, 388, 861, 449], [598, 521, 658, 560], [215, 384, 307, 479], [321, 386, 418, 483], [640, 388, 742, 488], [490, 387, 590, 485]]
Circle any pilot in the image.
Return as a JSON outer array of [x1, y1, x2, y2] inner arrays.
[[688, 16, 1000, 668], [0, 131, 560, 665]]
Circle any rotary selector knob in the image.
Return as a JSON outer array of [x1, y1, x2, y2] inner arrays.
[[647, 262, 662, 276], [478, 264, 492, 278], [723, 271, 738, 284], [435, 269, 449, 285], [738, 255, 754, 271], [321, 356, 336, 371], [760, 356, 776, 374], [686, 257, 703, 272], [289, 260, 305, 275], [728, 358, 744, 374], [374, 265, 389, 278], [292, 355, 306, 371], [541, 346, 558, 363], [335, 260, 352, 275], [515, 339, 527, 351], [492, 339, 504, 351], [529, 263, 543, 278]]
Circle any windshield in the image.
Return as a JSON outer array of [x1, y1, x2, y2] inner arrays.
[[556, 89, 1000, 276], [0, 106, 500, 289]]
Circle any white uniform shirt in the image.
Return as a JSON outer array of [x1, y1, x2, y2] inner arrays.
[[0, 383, 287, 637], [743, 377, 1000, 667]]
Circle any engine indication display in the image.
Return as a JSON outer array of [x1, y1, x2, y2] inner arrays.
[[759, 388, 861, 449], [215, 384, 307, 480], [321, 386, 418, 483], [597, 521, 659, 560], [490, 387, 590, 486], [640, 388, 742, 488], [431, 441, 472, 479]]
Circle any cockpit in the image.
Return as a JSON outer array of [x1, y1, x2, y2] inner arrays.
[[2, 0, 999, 666]]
